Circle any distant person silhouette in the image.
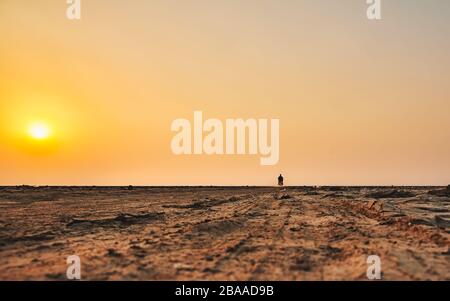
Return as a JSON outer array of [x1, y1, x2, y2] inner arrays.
[[278, 174, 284, 186]]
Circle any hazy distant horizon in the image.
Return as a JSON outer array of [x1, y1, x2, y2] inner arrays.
[[1, 184, 447, 188]]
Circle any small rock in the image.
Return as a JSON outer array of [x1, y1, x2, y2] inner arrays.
[[107, 249, 122, 257], [373, 201, 384, 212], [174, 263, 194, 271]]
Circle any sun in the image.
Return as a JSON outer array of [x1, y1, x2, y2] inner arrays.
[[28, 122, 52, 140]]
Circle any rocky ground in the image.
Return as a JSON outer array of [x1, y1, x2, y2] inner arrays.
[[0, 186, 448, 280]]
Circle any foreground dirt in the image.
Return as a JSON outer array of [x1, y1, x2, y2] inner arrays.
[[0, 186, 448, 280]]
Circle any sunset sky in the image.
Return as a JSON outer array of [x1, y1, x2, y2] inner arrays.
[[1, 0, 449, 186]]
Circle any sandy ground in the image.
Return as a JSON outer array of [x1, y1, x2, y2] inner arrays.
[[0, 186, 448, 280]]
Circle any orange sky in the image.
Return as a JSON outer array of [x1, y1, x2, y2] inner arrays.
[[1, 0, 450, 186]]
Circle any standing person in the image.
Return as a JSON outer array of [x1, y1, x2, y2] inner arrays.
[[278, 174, 284, 186]]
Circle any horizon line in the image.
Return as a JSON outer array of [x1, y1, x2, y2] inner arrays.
[[0, 185, 447, 188]]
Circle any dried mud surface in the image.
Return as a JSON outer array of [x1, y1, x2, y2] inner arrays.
[[0, 186, 448, 280]]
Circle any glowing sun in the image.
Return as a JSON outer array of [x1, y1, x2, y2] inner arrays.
[[28, 122, 52, 140]]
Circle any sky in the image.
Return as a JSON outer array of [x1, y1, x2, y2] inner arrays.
[[0, 0, 449, 186]]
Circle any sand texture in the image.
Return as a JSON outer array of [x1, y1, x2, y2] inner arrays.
[[0, 186, 448, 280]]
